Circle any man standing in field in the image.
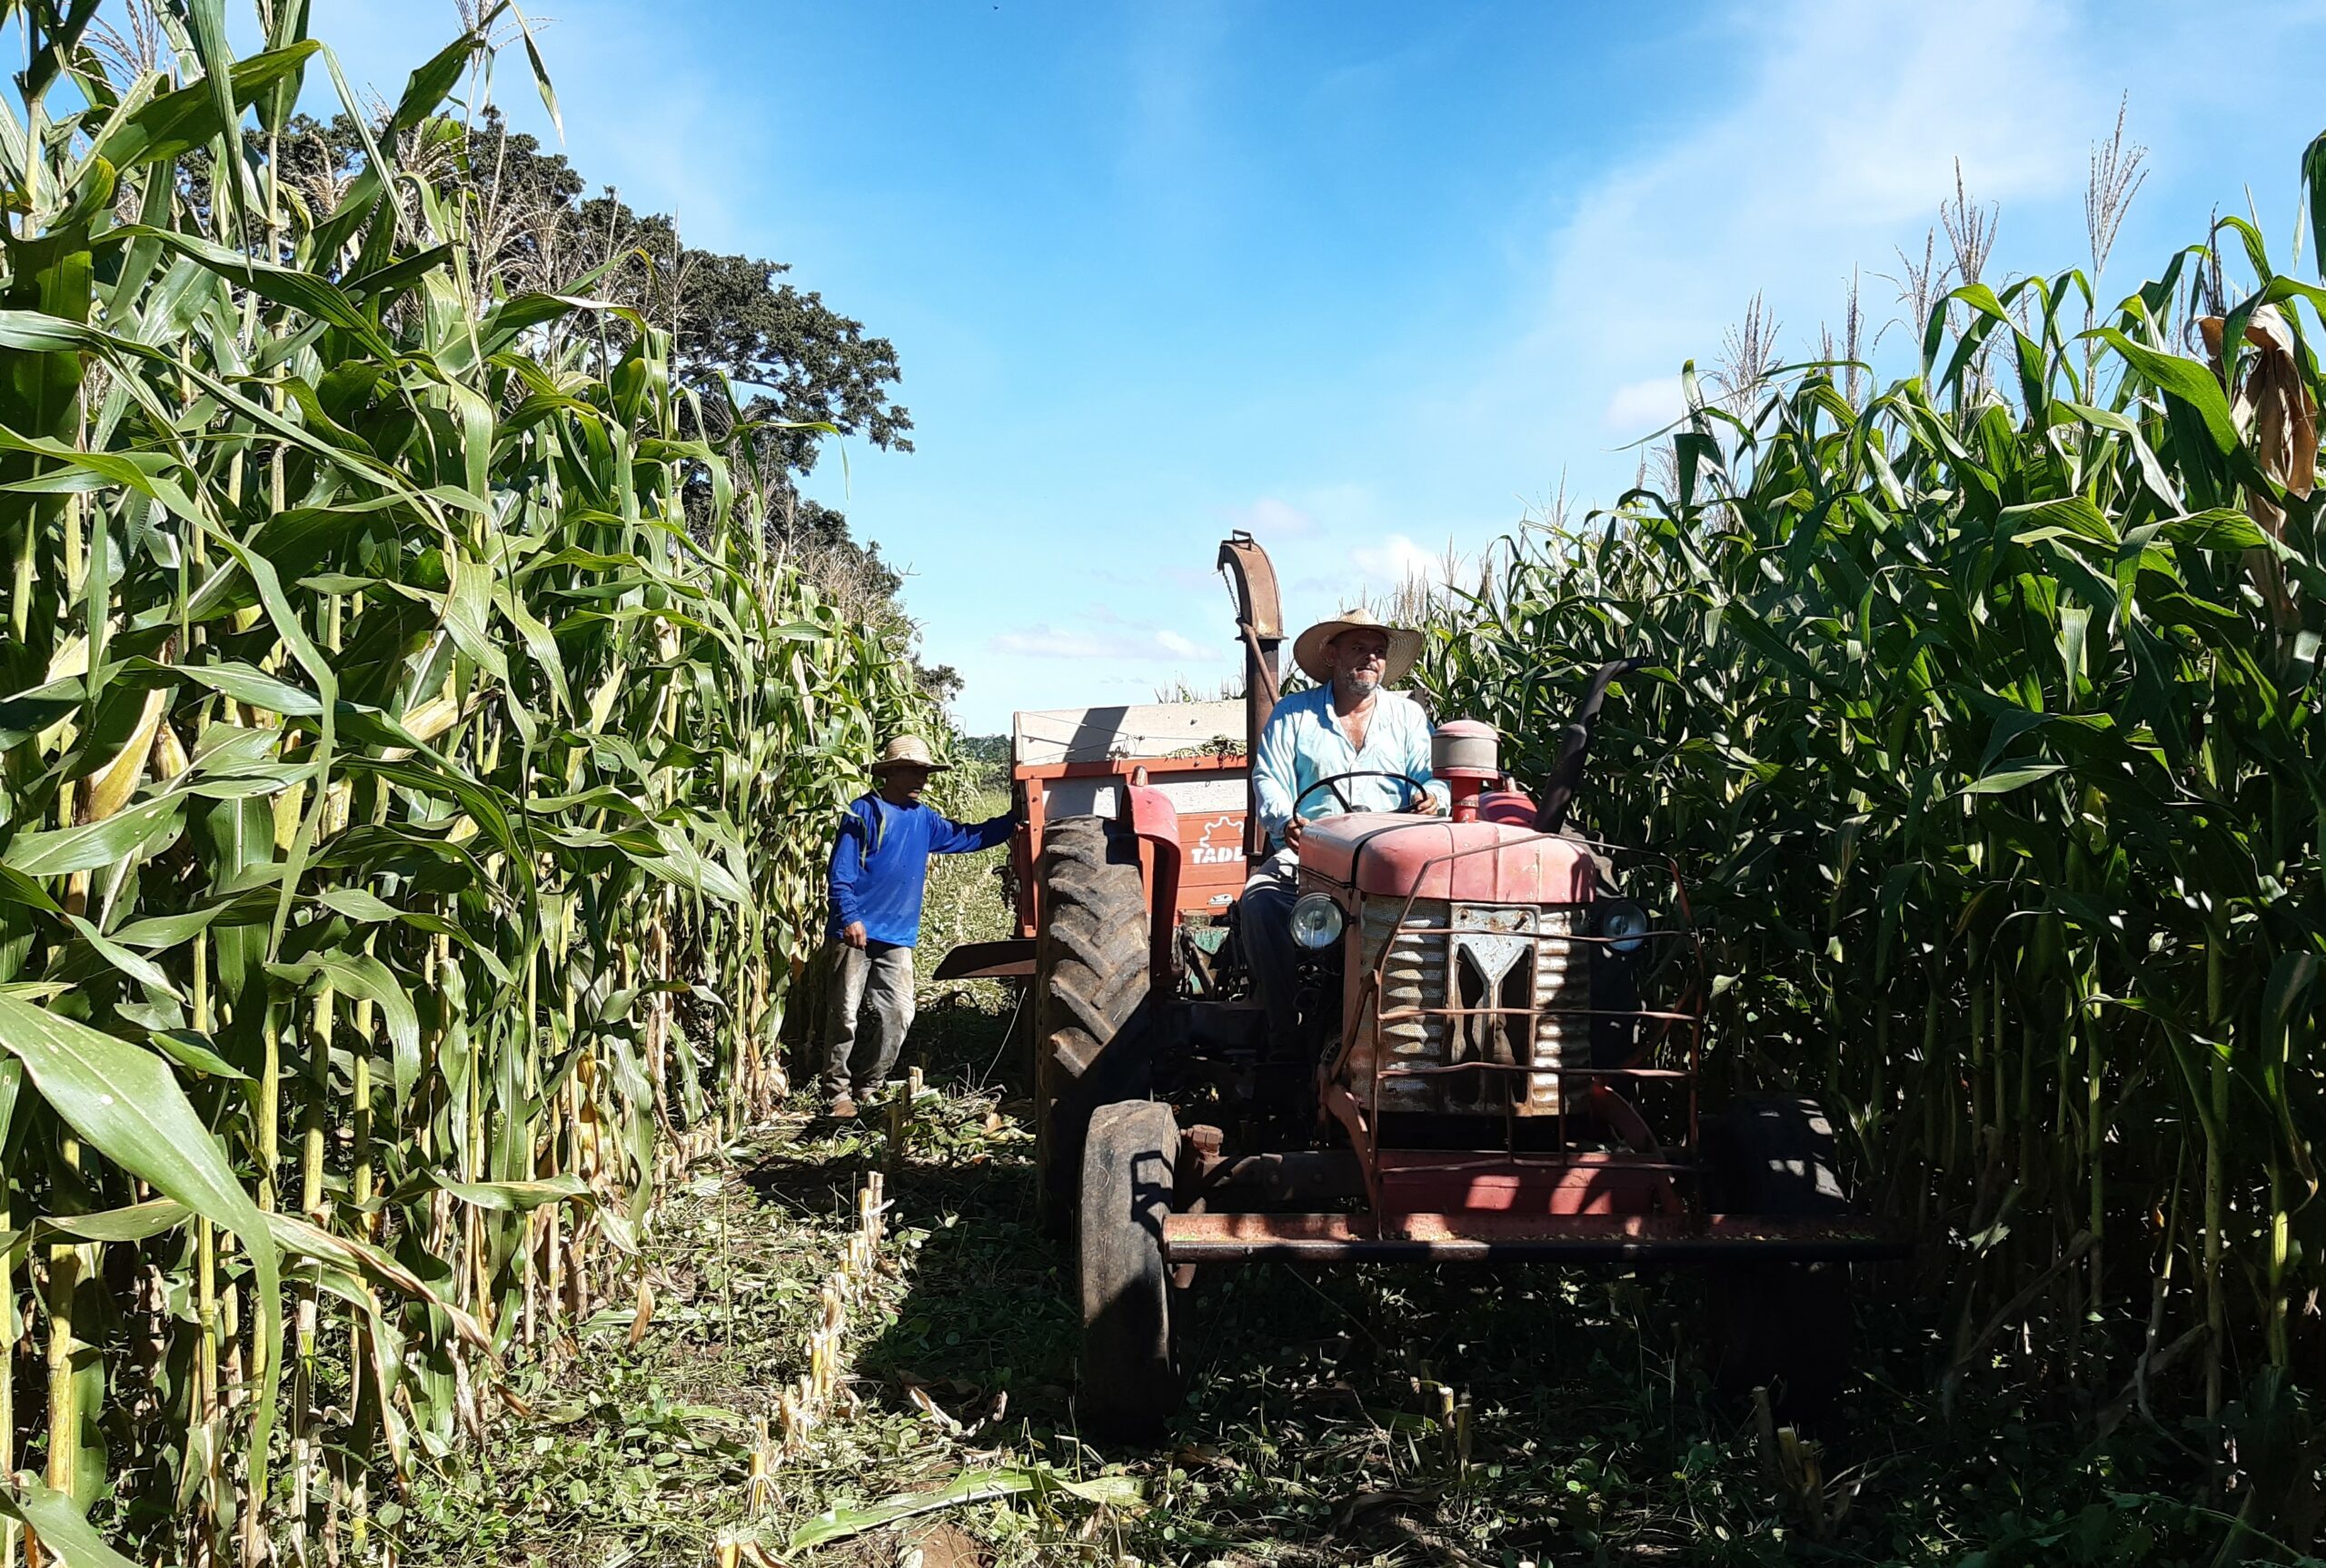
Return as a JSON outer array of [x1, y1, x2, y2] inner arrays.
[[823, 735, 1017, 1117], [1246, 609, 1446, 1043]]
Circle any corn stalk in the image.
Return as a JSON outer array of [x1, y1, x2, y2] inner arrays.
[[1416, 190, 2326, 1433], [0, 3, 934, 1558]]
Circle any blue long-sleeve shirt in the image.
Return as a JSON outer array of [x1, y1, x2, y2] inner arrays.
[[827, 793, 1014, 948]]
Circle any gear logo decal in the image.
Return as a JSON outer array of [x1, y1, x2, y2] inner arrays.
[[1188, 814, 1243, 866]]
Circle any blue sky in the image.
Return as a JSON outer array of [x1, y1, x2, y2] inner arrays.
[[301, 0, 2326, 730]]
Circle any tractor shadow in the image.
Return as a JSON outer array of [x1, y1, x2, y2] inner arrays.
[[758, 984, 1082, 1429], [743, 1123, 1084, 1432], [773, 984, 1960, 1562], [849, 981, 1724, 1452]]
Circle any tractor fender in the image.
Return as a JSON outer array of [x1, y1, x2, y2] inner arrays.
[[1124, 773, 1184, 984]]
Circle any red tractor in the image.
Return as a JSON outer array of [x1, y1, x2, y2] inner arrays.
[[939, 533, 1901, 1439]]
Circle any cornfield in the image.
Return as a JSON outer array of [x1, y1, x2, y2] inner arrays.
[[1415, 158, 2326, 1441], [0, 4, 932, 1562]]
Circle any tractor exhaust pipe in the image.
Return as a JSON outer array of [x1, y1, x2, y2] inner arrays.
[[1217, 532, 1283, 867], [1534, 659, 1645, 835]]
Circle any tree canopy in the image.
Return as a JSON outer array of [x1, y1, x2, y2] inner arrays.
[[274, 108, 954, 699]]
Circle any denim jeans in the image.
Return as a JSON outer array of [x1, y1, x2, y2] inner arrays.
[[820, 939, 916, 1097], [1239, 849, 1301, 1047]]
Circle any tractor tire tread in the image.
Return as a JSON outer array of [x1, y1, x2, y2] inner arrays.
[[1033, 817, 1151, 1234], [1078, 1098, 1181, 1442]]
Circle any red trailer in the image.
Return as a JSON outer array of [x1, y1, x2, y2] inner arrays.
[[930, 702, 1251, 984], [1008, 700, 1250, 931]]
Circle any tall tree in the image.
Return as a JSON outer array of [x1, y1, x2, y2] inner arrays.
[[275, 108, 951, 691]]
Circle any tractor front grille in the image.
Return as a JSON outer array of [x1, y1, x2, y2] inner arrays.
[[1351, 898, 1588, 1115]]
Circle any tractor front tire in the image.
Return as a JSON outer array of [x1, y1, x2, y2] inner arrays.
[[1704, 1094, 1853, 1422], [1078, 1098, 1181, 1442], [1032, 815, 1151, 1236]]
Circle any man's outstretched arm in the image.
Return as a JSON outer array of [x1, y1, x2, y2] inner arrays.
[[931, 806, 1016, 854]]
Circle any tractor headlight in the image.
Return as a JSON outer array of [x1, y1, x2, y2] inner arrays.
[[1290, 893, 1347, 951], [1597, 899, 1649, 956]]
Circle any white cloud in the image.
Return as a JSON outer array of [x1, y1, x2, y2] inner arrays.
[[1221, 496, 1320, 538], [1546, 0, 2091, 320], [1456, 0, 2105, 505], [310, 0, 762, 249], [988, 626, 1133, 660], [1350, 533, 1451, 589], [1603, 375, 1685, 435], [989, 622, 1210, 661]]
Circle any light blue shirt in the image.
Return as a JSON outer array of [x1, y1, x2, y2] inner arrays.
[[1252, 686, 1447, 849]]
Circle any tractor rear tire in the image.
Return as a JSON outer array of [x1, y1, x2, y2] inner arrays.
[[1704, 1094, 1853, 1423], [1078, 1098, 1181, 1442], [1032, 815, 1151, 1236]]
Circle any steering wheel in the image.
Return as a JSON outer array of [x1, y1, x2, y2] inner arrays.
[[1293, 769, 1428, 819]]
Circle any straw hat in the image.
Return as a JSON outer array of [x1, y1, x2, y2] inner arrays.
[[1291, 608, 1423, 685], [868, 735, 950, 775]]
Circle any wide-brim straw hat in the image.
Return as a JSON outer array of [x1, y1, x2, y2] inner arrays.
[[869, 735, 950, 775], [1291, 609, 1423, 686]]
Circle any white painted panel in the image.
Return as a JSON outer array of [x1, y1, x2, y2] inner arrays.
[[1045, 779, 1122, 819], [1040, 774, 1247, 829], [1013, 700, 1245, 767], [1152, 776, 1246, 812]]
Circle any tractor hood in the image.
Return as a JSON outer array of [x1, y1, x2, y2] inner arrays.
[[1300, 815, 1597, 903]]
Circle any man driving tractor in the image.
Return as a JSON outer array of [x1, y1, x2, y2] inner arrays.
[[1242, 607, 1447, 1041]]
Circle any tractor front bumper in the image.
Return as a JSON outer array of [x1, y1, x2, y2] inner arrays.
[[1161, 1211, 1910, 1265]]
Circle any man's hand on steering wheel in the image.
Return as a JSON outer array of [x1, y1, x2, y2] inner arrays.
[[1286, 771, 1442, 847]]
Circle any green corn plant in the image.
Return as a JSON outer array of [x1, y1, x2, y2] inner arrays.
[[0, 3, 937, 1561], [1416, 167, 2326, 1439]]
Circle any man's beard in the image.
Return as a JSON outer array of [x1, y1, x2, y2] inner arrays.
[[1338, 669, 1382, 699]]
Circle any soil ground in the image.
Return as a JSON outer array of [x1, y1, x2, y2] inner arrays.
[[401, 789, 2236, 1567]]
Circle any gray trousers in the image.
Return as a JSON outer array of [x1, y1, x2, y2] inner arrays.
[[1240, 849, 1301, 1046], [821, 939, 916, 1097]]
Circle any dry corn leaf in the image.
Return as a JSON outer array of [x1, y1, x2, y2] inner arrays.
[[627, 1275, 655, 1346]]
